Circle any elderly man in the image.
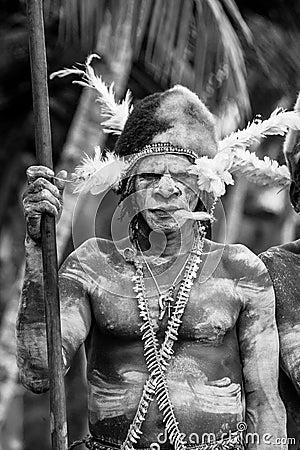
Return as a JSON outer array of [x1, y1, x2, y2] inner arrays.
[[17, 85, 286, 450]]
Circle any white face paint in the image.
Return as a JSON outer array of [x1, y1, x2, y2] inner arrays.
[[133, 154, 199, 232]]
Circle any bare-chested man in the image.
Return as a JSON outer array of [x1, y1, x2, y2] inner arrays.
[[17, 86, 287, 450]]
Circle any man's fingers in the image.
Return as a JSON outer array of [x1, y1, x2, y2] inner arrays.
[[24, 165, 65, 240], [24, 190, 61, 212], [26, 166, 67, 197], [26, 215, 42, 242], [26, 177, 60, 197], [26, 165, 54, 183], [54, 170, 68, 194], [24, 200, 59, 218]]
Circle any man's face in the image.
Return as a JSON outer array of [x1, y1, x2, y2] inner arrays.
[[133, 154, 199, 232]]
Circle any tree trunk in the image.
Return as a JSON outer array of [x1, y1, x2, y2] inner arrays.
[[223, 178, 249, 244]]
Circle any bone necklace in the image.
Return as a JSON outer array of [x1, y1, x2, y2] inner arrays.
[[121, 222, 206, 450]]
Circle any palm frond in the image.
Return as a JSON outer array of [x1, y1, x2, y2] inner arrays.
[[247, 15, 300, 94], [203, 0, 250, 116], [54, 0, 252, 123], [221, 0, 253, 44]]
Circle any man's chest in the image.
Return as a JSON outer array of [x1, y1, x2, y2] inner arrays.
[[88, 272, 242, 346]]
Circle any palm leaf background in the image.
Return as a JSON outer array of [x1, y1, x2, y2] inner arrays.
[[53, 0, 253, 127]]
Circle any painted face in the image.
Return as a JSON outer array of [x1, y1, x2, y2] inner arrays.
[[133, 154, 199, 232]]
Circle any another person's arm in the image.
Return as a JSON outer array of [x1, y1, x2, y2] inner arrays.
[[236, 246, 287, 449], [260, 241, 300, 395]]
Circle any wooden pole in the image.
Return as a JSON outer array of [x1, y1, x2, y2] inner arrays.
[[26, 1, 68, 449]]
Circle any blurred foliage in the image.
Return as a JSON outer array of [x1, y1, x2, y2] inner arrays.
[[54, 0, 252, 122]]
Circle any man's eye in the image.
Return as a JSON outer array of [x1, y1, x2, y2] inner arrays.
[[139, 174, 160, 182], [173, 173, 185, 179], [173, 173, 189, 182], [174, 173, 196, 182]]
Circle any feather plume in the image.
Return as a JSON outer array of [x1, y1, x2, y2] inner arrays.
[[219, 107, 300, 152], [217, 106, 300, 188], [50, 54, 133, 135], [230, 148, 291, 188], [72, 146, 128, 194]]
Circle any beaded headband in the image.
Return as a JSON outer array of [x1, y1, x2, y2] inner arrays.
[[125, 143, 198, 169]]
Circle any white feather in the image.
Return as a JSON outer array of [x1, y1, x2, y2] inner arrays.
[[50, 54, 133, 134], [230, 148, 291, 188], [219, 108, 300, 152], [72, 147, 128, 194], [216, 107, 300, 189]]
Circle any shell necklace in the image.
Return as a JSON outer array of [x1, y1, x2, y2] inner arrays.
[[121, 221, 206, 450]]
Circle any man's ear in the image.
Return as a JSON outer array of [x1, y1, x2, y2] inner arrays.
[[284, 93, 300, 213]]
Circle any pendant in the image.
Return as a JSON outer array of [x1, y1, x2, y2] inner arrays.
[[158, 293, 174, 320], [123, 247, 137, 262]]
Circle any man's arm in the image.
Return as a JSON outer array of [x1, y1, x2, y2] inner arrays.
[[260, 242, 300, 395], [16, 235, 92, 393], [236, 245, 287, 449], [16, 165, 91, 393]]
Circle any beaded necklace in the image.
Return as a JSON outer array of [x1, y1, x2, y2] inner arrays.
[[121, 222, 206, 450]]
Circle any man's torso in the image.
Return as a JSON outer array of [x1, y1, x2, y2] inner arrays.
[[60, 238, 255, 445]]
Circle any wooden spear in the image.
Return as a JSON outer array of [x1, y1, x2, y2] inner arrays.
[[26, 1, 68, 449]]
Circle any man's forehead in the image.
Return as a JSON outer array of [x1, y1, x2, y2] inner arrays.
[[134, 154, 193, 172]]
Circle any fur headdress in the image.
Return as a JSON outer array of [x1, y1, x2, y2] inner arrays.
[[52, 55, 300, 201]]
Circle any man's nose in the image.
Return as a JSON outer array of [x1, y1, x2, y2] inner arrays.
[[155, 174, 180, 198]]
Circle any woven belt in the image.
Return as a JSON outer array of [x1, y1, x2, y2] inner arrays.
[[68, 430, 244, 450]]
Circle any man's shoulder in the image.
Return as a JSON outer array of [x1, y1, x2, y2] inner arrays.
[[60, 237, 132, 282], [59, 237, 137, 293], [69, 237, 130, 261], [207, 240, 268, 280], [260, 238, 300, 263], [260, 239, 300, 304], [214, 243, 274, 307]]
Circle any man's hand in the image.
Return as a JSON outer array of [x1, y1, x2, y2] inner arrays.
[[23, 165, 67, 242]]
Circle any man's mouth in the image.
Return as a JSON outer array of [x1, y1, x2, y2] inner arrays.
[[148, 206, 181, 212], [147, 208, 211, 221], [148, 208, 174, 217], [148, 207, 180, 216]]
